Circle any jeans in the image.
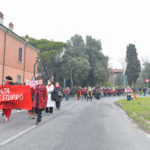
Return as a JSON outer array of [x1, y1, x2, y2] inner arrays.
[[66, 94, 69, 101], [56, 101, 61, 109], [36, 109, 42, 122]]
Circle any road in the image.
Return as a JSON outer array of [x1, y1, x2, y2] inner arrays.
[[0, 96, 150, 150]]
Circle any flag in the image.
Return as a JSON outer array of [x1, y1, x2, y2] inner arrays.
[[132, 92, 137, 100]]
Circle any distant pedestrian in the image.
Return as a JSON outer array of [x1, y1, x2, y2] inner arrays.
[[76, 87, 81, 100], [82, 87, 87, 100], [33, 78, 48, 125], [87, 87, 93, 101], [63, 88, 66, 100], [45, 79, 55, 114], [143, 88, 146, 96], [53, 82, 62, 110], [65, 87, 70, 101], [139, 88, 142, 96]]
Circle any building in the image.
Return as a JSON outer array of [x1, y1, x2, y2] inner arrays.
[[0, 12, 39, 84], [109, 68, 124, 86]]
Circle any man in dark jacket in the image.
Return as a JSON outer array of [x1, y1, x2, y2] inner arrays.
[[53, 82, 62, 110]]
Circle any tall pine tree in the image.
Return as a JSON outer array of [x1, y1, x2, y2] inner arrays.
[[125, 44, 141, 86]]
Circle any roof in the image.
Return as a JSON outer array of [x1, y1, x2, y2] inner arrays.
[[0, 12, 4, 19], [111, 69, 124, 73], [0, 23, 40, 53]]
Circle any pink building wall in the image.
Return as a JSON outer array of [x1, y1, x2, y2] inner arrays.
[[0, 26, 38, 84]]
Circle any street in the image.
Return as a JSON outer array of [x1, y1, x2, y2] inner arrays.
[[0, 97, 150, 150]]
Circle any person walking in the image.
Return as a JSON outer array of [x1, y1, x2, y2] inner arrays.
[[87, 87, 93, 101], [33, 78, 48, 125], [65, 87, 70, 101], [45, 79, 55, 114], [63, 88, 66, 100], [139, 87, 142, 96], [53, 82, 62, 110], [2, 76, 15, 122], [76, 87, 81, 100], [29, 77, 38, 119], [143, 88, 146, 96]]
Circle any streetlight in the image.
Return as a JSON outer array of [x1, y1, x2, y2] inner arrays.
[[33, 57, 40, 79]]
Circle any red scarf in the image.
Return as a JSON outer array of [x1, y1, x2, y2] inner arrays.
[[56, 86, 60, 89], [5, 82, 10, 85]]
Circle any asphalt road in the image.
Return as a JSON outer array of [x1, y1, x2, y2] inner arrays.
[[0, 96, 150, 150]]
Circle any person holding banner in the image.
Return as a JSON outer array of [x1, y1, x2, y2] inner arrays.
[[33, 78, 48, 125], [2, 76, 15, 122]]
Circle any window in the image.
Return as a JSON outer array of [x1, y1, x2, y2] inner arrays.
[[17, 75, 22, 84], [18, 47, 23, 63]]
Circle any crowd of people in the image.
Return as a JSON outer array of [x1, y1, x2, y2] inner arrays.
[[1, 76, 149, 125], [62, 87, 125, 101], [1, 76, 63, 125]]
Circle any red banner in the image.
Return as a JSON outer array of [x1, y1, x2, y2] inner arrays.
[[0, 85, 32, 110]]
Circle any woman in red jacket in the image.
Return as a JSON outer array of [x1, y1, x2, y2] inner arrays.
[[33, 78, 48, 125]]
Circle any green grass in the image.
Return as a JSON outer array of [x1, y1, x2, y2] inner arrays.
[[117, 97, 150, 132]]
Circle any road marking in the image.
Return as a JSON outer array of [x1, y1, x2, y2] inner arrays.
[[0, 125, 36, 146], [0, 102, 80, 146], [146, 133, 150, 138]]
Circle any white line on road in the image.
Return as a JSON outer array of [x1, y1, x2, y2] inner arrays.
[[0, 125, 36, 146], [0, 102, 80, 146], [146, 133, 150, 139]]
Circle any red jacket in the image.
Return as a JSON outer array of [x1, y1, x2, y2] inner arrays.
[[76, 89, 81, 96], [33, 85, 48, 109]]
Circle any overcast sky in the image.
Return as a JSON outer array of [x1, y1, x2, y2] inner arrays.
[[1, 0, 150, 68]]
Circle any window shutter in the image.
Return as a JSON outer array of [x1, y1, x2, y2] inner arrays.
[[18, 48, 22, 62]]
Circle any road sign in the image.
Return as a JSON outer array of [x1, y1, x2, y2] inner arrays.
[[145, 78, 150, 83]]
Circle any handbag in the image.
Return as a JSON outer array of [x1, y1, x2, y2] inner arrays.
[[51, 92, 56, 101]]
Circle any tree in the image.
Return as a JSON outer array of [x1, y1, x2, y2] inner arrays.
[[59, 35, 109, 87], [85, 36, 109, 86], [125, 44, 141, 86], [26, 35, 109, 87], [27, 37, 67, 81], [137, 60, 150, 86], [114, 74, 123, 86]]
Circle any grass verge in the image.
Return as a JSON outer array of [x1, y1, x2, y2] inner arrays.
[[116, 97, 150, 133]]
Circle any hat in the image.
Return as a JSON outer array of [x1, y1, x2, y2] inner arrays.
[[5, 76, 13, 81]]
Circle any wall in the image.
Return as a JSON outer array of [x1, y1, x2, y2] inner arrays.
[[0, 27, 38, 84]]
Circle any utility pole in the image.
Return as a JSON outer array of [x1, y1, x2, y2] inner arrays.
[[70, 68, 73, 88]]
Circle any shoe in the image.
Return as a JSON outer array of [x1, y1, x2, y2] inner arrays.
[[31, 116, 35, 119], [35, 122, 39, 125], [3, 117, 9, 122]]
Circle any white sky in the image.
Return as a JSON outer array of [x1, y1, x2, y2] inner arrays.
[[1, 0, 150, 68]]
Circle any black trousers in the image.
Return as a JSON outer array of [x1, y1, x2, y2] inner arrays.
[[45, 107, 53, 113], [87, 96, 92, 101]]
